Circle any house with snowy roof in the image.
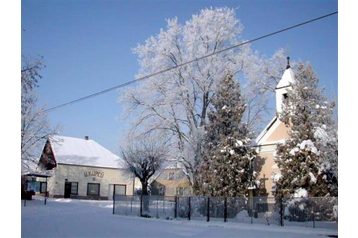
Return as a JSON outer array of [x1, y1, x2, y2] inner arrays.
[[255, 58, 294, 197], [37, 135, 134, 200]]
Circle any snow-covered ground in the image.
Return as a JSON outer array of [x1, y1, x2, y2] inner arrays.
[[21, 196, 338, 238]]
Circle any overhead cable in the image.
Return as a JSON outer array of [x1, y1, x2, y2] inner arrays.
[[43, 11, 337, 113]]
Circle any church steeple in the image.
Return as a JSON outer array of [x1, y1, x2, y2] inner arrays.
[[276, 56, 295, 113]]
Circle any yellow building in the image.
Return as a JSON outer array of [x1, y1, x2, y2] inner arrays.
[[150, 166, 192, 196]]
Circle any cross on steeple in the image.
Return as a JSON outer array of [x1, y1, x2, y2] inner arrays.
[[286, 56, 290, 69]]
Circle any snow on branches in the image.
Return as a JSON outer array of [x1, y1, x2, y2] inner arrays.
[[273, 62, 337, 198]]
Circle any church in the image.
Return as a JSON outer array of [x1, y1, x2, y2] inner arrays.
[[255, 57, 294, 197]]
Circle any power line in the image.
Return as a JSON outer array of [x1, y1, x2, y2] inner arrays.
[[43, 11, 337, 113]]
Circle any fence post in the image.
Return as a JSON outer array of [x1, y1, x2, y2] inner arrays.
[[224, 197, 227, 222], [24, 179, 28, 207], [156, 196, 159, 218], [162, 197, 165, 214], [140, 195, 143, 217], [188, 196, 191, 221], [250, 197, 253, 224], [280, 197, 284, 226], [312, 198, 315, 229], [112, 185, 116, 214], [125, 195, 128, 216], [207, 197, 210, 222], [131, 195, 133, 213], [174, 196, 178, 219]]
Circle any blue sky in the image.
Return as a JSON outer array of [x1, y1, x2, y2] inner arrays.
[[20, 0, 338, 156]]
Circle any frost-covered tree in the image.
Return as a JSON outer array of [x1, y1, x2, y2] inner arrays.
[[21, 54, 45, 97], [244, 48, 298, 130], [119, 133, 169, 196], [119, 133, 169, 216], [197, 74, 257, 197], [273, 62, 338, 198], [118, 7, 287, 187], [21, 54, 61, 172]]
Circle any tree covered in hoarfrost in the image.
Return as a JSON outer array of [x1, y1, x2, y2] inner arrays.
[[118, 7, 291, 186], [119, 133, 169, 197], [21, 54, 61, 172], [272, 62, 338, 198], [197, 74, 258, 197], [244, 48, 298, 130]]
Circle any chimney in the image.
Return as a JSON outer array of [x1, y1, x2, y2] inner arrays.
[[85, 136, 89, 140]]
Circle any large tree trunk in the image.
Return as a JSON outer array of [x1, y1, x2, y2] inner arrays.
[[141, 181, 150, 216], [141, 181, 149, 195]]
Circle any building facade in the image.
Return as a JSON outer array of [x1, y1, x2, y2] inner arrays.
[[150, 167, 192, 196], [37, 135, 134, 200]]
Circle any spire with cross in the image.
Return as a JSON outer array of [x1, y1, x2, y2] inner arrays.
[[286, 56, 290, 69]]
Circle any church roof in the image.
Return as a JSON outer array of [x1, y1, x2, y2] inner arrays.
[[276, 67, 295, 89], [256, 57, 294, 145], [255, 117, 278, 145], [49, 135, 124, 169], [276, 57, 295, 89]]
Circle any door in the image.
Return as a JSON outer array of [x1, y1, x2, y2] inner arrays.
[[64, 182, 71, 198], [115, 185, 126, 195]]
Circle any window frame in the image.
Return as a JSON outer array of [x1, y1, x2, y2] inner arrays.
[[39, 182, 47, 194], [87, 183, 100, 196], [176, 187, 184, 195], [70, 182, 79, 195], [168, 172, 174, 180]]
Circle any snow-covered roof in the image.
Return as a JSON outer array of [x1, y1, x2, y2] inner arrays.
[[22, 171, 52, 178], [257, 61, 295, 144], [276, 67, 295, 89], [255, 116, 278, 144], [49, 135, 123, 169], [163, 160, 184, 169], [21, 159, 39, 174]]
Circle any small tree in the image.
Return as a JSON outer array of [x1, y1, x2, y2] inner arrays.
[[120, 134, 169, 216], [120, 134, 169, 196], [273, 62, 338, 198], [197, 74, 258, 197]]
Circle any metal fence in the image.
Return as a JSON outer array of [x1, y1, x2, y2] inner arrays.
[[113, 195, 338, 230]]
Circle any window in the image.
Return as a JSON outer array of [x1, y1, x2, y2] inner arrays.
[[71, 182, 78, 195], [44, 156, 56, 169], [168, 172, 174, 180], [87, 183, 100, 196], [159, 186, 165, 195], [46, 156, 53, 163], [177, 187, 191, 196], [282, 93, 288, 104], [176, 187, 184, 196], [40, 182, 47, 194]]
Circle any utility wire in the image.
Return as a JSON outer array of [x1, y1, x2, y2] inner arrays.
[[43, 11, 338, 113]]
